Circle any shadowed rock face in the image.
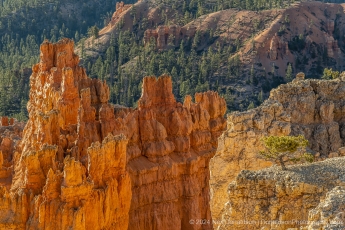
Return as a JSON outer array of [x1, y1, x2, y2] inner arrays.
[[0, 38, 227, 230]]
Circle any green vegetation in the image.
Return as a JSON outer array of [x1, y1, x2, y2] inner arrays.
[[84, 0, 331, 112], [322, 68, 341, 80], [259, 135, 313, 170], [0, 0, 140, 119], [285, 63, 293, 82], [0, 0, 344, 119], [83, 32, 243, 110]]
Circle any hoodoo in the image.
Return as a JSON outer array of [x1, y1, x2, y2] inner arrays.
[[0, 38, 227, 230]]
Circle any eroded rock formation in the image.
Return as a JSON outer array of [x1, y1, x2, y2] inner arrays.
[[128, 77, 226, 229], [0, 38, 132, 230], [0, 38, 226, 230], [218, 158, 345, 230], [269, 33, 289, 60], [326, 19, 335, 35], [325, 32, 341, 57], [0, 117, 24, 190], [144, 25, 196, 50], [110, 1, 133, 26], [210, 73, 345, 223]]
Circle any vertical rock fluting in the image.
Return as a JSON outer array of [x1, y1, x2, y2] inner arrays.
[[1, 39, 131, 230], [0, 39, 227, 230], [127, 76, 226, 230]]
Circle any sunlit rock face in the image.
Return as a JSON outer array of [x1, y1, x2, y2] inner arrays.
[[0, 38, 227, 230], [210, 74, 345, 226], [0, 38, 130, 230], [127, 76, 226, 230], [218, 158, 345, 230]]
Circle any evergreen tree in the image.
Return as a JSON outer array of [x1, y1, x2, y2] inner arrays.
[[285, 63, 293, 82]]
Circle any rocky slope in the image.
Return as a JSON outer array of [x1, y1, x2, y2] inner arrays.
[[210, 73, 345, 223], [0, 38, 226, 229], [218, 157, 345, 230]]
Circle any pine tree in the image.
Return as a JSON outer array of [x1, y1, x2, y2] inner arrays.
[[257, 90, 264, 103], [247, 101, 255, 110], [285, 63, 293, 82], [259, 135, 313, 170]]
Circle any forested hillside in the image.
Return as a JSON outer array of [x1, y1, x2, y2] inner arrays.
[[80, 0, 345, 113], [0, 0, 137, 119], [0, 0, 345, 119], [80, 0, 302, 111]]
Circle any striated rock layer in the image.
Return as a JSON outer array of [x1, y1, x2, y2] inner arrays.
[[210, 73, 345, 223], [0, 38, 227, 230]]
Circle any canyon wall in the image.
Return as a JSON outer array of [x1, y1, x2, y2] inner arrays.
[[0, 38, 227, 230], [210, 73, 345, 223]]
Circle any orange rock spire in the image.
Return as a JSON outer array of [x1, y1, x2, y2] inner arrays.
[[0, 39, 227, 230]]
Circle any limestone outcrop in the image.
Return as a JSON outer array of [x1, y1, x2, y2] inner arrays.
[[0, 38, 227, 230], [0, 38, 132, 230], [218, 157, 345, 230], [0, 117, 24, 189], [210, 74, 345, 222], [326, 19, 335, 35], [210, 98, 291, 221]]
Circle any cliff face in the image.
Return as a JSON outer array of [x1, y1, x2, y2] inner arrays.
[[1, 38, 132, 230], [218, 158, 345, 230], [111, 1, 133, 26], [0, 39, 227, 230], [128, 77, 226, 230], [210, 74, 345, 222]]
